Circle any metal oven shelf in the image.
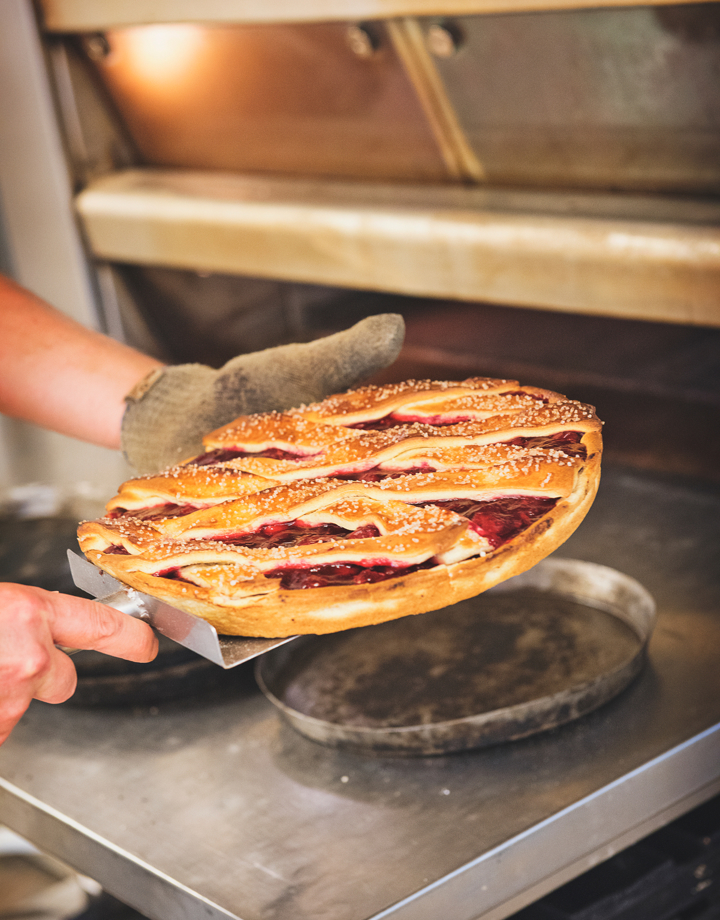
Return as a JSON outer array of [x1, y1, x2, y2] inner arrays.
[[75, 170, 720, 328], [39, 0, 719, 31]]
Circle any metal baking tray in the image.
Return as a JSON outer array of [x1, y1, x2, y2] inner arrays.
[[256, 558, 656, 756]]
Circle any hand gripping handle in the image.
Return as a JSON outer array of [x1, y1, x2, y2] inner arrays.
[[56, 588, 150, 656]]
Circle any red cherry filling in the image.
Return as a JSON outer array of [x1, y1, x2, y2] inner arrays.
[[188, 447, 306, 466], [337, 432, 584, 482], [265, 558, 437, 590], [257, 495, 557, 589], [108, 502, 201, 521], [103, 544, 131, 555], [504, 430, 586, 457], [349, 391, 549, 430], [335, 466, 433, 482], [350, 416, 458, 430], [422, 496, 558, 548], [210, 521, 380, 550], [153, 566, 194, 582], [141, 494, 558, 587]]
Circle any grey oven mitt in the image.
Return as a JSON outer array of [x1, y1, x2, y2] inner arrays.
[[122, 313, 405, 474]]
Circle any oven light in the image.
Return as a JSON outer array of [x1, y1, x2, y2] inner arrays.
[[117, 24, 205, 85]]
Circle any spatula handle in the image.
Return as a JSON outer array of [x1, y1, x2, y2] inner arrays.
[[57, 589, 151, 655]]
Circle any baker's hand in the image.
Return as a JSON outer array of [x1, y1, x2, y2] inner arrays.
[[122, 313, 405, 474], [0, 584, 158, 745]]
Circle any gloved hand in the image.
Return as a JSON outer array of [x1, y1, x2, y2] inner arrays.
[[122, 313, 405, 474]]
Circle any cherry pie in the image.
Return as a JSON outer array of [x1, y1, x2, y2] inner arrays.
[[78, 378, 602, 636]]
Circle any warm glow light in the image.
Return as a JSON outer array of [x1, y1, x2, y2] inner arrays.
[[118, 24, 206, 85]]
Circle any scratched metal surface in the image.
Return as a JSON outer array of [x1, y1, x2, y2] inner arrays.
[[0, 465, 719, 920], [430, 5, 720, 194]]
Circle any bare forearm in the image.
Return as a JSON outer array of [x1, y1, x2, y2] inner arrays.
[[0, 275, 163, 449]]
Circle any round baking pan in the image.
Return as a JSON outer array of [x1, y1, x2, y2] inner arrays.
[[255, 558, 656, 756]]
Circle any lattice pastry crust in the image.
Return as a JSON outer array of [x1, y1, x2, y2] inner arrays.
[[78, 378, 602, 636]]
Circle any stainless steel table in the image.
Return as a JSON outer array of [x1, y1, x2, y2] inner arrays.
[[1, 465, 719, 920]]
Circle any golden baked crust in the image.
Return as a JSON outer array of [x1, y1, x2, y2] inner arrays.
[[78, 377, 602, 636]]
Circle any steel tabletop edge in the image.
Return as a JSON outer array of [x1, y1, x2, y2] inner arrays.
[[367, 724, 720, 920], [1, 724, 719, 920]]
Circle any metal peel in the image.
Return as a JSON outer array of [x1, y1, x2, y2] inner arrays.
[[67, 551, 295, 668]]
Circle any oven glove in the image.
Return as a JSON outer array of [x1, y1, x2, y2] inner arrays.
[[121, 313, 405, 475]]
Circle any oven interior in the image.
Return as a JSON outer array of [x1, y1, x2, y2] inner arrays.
[[0, 3, 719, 919]]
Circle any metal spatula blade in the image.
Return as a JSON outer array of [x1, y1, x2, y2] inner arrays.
[[67, 551, 295, 668]]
